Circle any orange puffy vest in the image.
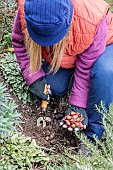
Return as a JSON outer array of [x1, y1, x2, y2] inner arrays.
[[18, 0, 113, 68]]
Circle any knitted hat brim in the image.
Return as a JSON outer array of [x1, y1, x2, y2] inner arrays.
[[26, 3, 73, 46]]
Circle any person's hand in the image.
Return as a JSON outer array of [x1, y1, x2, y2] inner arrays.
[[29, 77, 48, 101], [60, 105, 88, 132]]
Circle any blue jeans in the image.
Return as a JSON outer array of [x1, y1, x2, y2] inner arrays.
[[85, 44, 113, 140], [42, 63, 74, 96], [42, 43, 113, 140]]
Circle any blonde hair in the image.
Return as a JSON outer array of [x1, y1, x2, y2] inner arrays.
[[25, 31, 69, 73]]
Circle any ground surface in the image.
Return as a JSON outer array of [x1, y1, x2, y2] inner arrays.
[[0, 71, 78, 154]]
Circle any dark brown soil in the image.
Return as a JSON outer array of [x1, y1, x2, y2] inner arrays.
[[0, 71, 78, 154]]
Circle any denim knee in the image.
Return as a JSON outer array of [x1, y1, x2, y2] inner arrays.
[[50, 82, 67, 97], [90, 47, 113, 108], [91, 50, 113, 81], [42, 61, 74, 97]]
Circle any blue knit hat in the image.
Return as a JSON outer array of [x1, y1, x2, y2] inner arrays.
[[24, 0, 73, 46]]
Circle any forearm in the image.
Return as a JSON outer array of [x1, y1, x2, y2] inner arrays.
[[69, 17, 108, 108]]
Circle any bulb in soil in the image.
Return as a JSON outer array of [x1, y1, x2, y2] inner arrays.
[[62, 124, 68, 128], [68, 127, 73, 132], [74, 127, 80, 131], [59, 121, 63, 126]]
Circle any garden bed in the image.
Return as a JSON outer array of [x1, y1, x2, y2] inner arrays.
[[0, 71, 78, 152]]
